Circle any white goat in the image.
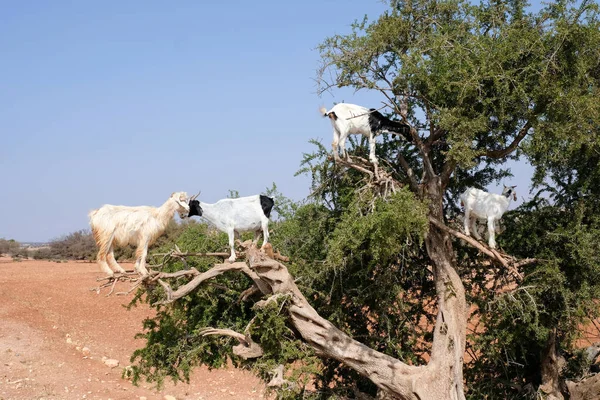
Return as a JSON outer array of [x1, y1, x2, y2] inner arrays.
[[460, 185, 517, 249], [89, 192, 192, 276], [188, 194, 274, 262], [320, 103, 411, 165]]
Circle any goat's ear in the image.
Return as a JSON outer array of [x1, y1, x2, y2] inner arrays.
[[179, 192, 188, 201]]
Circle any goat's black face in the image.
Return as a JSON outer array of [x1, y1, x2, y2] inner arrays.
[[188, 199, 203, 217]]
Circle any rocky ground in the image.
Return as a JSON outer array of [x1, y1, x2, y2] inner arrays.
[[0, 257, 268, 400]]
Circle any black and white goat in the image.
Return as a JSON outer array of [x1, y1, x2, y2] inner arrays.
[[89, 192, 192, 276], [320, 103, 411, 165], [188, 194, 274, 262], [460, 185, 517, 249]]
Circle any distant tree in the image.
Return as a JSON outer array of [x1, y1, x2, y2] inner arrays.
[[47, 230, 97, 261], [0, 238, 21, 256]]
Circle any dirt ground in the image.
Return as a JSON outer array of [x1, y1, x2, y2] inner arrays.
[[0, 257, 268, 400], [3, 257, 600, 400]]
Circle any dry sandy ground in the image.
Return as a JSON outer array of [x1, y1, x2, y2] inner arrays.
[[0, 257, 268, 400]]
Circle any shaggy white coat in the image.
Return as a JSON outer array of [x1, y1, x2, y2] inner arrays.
[[89, 192, 190, 276]]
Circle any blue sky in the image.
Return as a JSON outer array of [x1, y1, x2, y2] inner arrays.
[[0, 1, 534, 242]]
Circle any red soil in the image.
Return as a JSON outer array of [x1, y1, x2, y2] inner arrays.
[[0, 257, 268, 400]]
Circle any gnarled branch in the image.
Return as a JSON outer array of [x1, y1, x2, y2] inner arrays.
[[199, 328, 264, 359], [480, 121, 532, 159]]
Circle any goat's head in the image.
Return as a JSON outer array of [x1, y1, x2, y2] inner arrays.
[[502, 185, 517, 201], [171, 191, 191, 219], [188, 191, 203, 217]]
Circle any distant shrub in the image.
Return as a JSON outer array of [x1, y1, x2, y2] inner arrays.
[[32, 248, 52, 260], [31, 220, 198, 262], [0, 238, 21, 256], [45, 230, 97, 261]]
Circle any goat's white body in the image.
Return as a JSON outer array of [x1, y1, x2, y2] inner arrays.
[[89, 192, 189, 276], [460, 188, 512, 249], [322, 103, 381, 164], [199, 195, 270, 262]]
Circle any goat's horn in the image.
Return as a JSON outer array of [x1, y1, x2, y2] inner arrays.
[[190, 191, 201, 201]]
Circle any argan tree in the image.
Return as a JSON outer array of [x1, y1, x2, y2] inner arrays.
[[129, 1, 600, 399]]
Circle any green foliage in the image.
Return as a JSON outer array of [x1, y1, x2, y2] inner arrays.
[[130, 223, 254, 387], [463, 198, 600, 397]]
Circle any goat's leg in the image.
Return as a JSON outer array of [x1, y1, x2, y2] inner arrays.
[[227, 228, 237, 263], [96, 233, 114, 276], [471, 217, 482, 240], [260, 219, 270, 248], [368, 133, 379, 165], [332, 129, 341, 160], [464, 210, 471, 236], [134, 241, 150, 276], [107, 247, 126, 273], [253, 230, 261, 245], [487, 217, 497, 249], [97, 252, 114, 276], [339, 131, 350, 160]]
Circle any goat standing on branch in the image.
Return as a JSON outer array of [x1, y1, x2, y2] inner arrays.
[[320, 103, 411, 165], [188, 194, 274, 262], [89, 191, 193, 277], [460, 185, 517, 249]]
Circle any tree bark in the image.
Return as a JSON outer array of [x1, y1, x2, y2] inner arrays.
[[419, 176, 467, 400], [567, 374, 600, 400], [540, 329, 566, 400]]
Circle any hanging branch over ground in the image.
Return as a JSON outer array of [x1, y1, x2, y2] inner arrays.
[[152, 242, 471, 400]]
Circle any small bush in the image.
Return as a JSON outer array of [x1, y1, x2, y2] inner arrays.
[[0, 238, 21, 256]]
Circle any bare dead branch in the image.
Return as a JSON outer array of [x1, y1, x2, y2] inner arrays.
[[153, 262, 259, 305], [267, 364, 293, 388], [397, 152, 420, 192], [333, 155, 403, 196], [239, 285, 261, 302], [91, 272, 141, 296], [199, 328, 264, 359]]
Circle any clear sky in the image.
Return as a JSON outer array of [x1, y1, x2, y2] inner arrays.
[[0, 1, 534, 242]]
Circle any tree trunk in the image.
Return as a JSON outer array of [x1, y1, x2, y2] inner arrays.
[[414, 176, 467, 400], [540, 329, 566, 400], [567, 374, 600, 400]]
